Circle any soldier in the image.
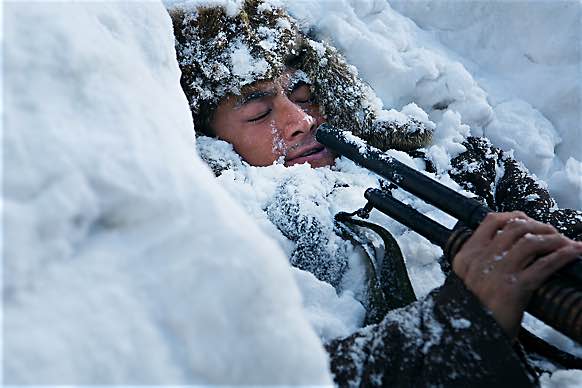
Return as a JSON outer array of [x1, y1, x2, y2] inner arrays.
[[170, 1, 582, 385]]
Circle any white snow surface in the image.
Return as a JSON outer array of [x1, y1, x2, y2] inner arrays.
[[3, 2, 331, 385], [288, 0, 581, 208], [4, 0, 582, 385]]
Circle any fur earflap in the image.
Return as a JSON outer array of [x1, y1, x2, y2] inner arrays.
[[297, 37, 433, 151], [170, 0, 303, 133]]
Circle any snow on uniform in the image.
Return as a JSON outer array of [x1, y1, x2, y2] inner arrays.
[[168, 1, 582, 386], [447, 136, 582, 241]]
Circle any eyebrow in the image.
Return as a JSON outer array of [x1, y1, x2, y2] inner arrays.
[[234, 88, 277, 108]]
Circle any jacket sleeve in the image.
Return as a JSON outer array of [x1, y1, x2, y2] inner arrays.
[[449, 137, 582, 240], [326, 274, 537, 387]]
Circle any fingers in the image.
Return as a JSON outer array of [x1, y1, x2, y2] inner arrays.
[[472, 211, 529, 241], [452, 211, 582, 340], [453, 212, 531, 277], [502, 233, 571, 270], [493, 217, 557, 252], [520, 243, 582, 289]]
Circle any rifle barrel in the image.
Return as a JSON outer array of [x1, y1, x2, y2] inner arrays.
[[364, 188, 452, 248], [316, 124, 492, 228], [316, 124, 582, 284]]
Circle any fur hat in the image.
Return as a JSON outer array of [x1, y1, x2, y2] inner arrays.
[[170, 0, 432, 151], [170, 0, 302, 134]]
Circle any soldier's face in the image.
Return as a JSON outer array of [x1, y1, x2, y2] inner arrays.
[[210, 70, 336, 168]]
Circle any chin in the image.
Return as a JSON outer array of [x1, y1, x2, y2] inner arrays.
[[307, 156, 336, 168]]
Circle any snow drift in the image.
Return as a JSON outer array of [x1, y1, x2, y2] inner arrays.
[[3, 2, 331, 384], [3, 0, 581, 385], [288, 0, 581, 208]]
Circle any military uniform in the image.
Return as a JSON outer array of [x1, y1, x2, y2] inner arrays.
[[169, 1, 582, 386]]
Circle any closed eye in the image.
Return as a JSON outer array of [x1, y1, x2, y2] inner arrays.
[[289, 83, 313, 104], [247, 109, 271, 122], [294, 97, 311, 104]]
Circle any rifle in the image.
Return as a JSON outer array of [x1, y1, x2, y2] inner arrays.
[[316, 124, 582, 345]]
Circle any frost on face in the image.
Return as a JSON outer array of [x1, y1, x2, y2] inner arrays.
[[270, 120, 287, 161], [302, 114, 315, 128]]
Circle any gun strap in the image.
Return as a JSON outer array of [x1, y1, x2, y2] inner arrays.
[[335, 208, 417, 325]]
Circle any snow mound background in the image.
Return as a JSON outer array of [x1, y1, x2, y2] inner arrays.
[[3, 2, 330, 384], [287, 0, 581, 208], [3, 0, 581, 385]]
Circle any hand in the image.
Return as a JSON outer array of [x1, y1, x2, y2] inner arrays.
[[452, 211, 582, 339]]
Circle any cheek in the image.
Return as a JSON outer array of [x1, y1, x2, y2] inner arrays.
[[233, 125, 285, 166], [270, 133, 285, 153], [211, 103, 284, 166]]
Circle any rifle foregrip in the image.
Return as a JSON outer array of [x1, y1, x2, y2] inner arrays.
[[444, 226, 582, 343], [528, 278, 582, 344]]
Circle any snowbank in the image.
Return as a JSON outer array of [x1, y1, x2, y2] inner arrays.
[[3, 2, 331, 384], [171, 0, 582, 380], [4, 0, 581, 384], [391, 0, 581, 209], [287, 0, 581, 209]]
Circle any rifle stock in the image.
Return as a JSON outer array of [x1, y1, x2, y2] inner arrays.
[[316, 124, 582, 343]]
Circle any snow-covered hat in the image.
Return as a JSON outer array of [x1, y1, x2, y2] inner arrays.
[[170, 0, 303, 134], [170, 0, 432, 151]]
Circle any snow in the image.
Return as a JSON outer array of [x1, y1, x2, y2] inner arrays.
[[3, 1, 330, 384], [229, 39, 271, 84], [541, 369, 582, 388], [391, 1, 581, 166], [288, 0, 581, 208], [4, 0, 581, 385]]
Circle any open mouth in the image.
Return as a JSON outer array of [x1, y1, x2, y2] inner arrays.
[[285, 143, 333, 167]]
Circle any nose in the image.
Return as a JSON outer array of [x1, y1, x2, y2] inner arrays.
[[276, 95, 316, 140]]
